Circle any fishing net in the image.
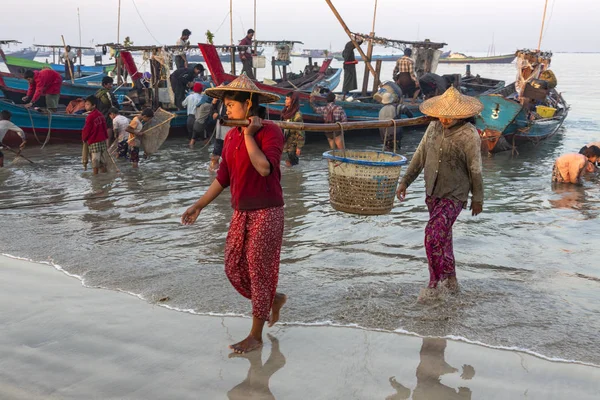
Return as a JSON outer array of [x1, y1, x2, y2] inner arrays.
[[141, 108, 175, 156]]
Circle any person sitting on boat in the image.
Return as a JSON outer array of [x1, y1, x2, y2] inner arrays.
[[181, 74, 286, 355], [341, 39, 363, 99], [170, 64, 205, 110], [0, 110, 27, 168], [95, 76, 120, 143], [309, 92, 347, 150], [175, 29, 192, 69], [108, 107, 131, 160], [397, 87, 484, 301], [552, 147, 600, 184], [82, 96, 110, 175], [393, 48, 420, 104], [281, 92, 305, 167], [378, 93, 413, 152], [125, 108, 154, 169], [238, 29, 256, 80], [182, 82, 204, 147], [22, 69, 63, 112]]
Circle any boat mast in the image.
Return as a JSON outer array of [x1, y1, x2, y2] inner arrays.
[[229, 0, 236, 74], [537, 0, 549, 51], [117, 0, 122, 85], [361, 0, 378, 95], [77, 8, 83, 70], [253, 0, 257, 78]]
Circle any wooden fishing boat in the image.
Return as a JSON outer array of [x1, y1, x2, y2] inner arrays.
[[291, 49, 330, 58], [267, 59, 342, 92], [439, 52, 515, 64], [2, 55, 110, 77], [475, 51, 568, 153], [332, 53, 401, 62], [0, 72, 130, 107], [187, 48, 265, 63]]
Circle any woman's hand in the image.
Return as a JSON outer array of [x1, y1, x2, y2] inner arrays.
[[396, 182, 407, 201], [470, 201, 483, 216], [244, 116, 263, 137], [181, 205, 202, 225]]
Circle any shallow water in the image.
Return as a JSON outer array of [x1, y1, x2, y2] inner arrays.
[[1, 53, 599, 365]]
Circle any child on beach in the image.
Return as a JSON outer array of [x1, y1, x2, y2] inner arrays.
[[82, 96, 109, 175], [125, 108, 154, 169], [182, 82, 204, 147], [0, 110, 27, 168], [182, 74, 286, 354], [108, 108, 131, 160], [552, 146, 600, 184]]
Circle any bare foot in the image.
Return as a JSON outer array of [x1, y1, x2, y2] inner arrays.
[[417, 287, 441, 304], [285, 160, 292, 167], [229, 335, 263, 354], [268, 293, 287, 328], [442, 276, 460, 293]]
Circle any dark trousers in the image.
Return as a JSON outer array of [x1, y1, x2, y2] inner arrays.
[[175, 56, 186, 69], [241, 58, 256, 80], [171, 77, 186, 110], [186, 115, 196, 139]]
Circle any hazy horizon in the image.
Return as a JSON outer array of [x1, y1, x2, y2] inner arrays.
[[2, 0, 597, 53]]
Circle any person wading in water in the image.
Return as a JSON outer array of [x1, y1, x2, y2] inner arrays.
[[397, 87, 484, 302], [181, 73, 286, 354]]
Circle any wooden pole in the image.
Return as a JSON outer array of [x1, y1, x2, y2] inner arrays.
[[60, 36, 75, 84], [230, 0, 235, 74], [324, 0, 378, 80], [372, 59, 382, 93], [77, 8, 83, 75], [361, 0, 378, 95], [537, 0, 549, 51], [117, 0, 121, 44], [253, 0, 257, 78], [221, 115, 432, 131]]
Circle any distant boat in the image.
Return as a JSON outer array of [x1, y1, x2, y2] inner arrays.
[[291, 49, 330, 58], [439, 52, 515, 64], [5, 48, 38, 60], [264, 59, 342, 93], [332, 53, 400, 62], [187, 48, 265, 63]]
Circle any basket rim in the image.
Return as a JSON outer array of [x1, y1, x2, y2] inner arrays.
[[322, 150, 407, 167]]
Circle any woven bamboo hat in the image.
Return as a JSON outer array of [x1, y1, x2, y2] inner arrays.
[[419, 86, 483, 119], [204, 73, 280, 104]]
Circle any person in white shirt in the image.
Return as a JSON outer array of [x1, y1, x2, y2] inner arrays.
[[109, 108, 131, 159], [0, 110, 27, 167], [175, 29, 191, 69], [182, 82, 204, 146]]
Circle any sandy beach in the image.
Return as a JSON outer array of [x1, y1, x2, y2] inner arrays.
[[0, 255, 598, 399]]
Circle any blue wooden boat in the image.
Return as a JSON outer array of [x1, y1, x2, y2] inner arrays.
[[0, 72, 131, 107], [475, 85, 568, 153], [50, 63, 111, 75], [474, 50, 568, 153], [0, 99, 188, 145]]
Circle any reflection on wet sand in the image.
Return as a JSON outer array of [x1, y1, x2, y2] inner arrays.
[[386, 338, 474, 400], [227, 334, 286, 400]]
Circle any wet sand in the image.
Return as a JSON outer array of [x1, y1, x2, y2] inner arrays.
[[1, 256, 598, 399]]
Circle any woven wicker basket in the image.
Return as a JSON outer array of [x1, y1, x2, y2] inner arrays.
[[323, 150, 407, 215]]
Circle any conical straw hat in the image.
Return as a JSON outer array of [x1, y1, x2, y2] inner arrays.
[[204, 73, 280, 104], [419, 86, 483, 119]]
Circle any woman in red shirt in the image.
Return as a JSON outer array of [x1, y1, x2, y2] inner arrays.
[[181, 74, 286, 354]]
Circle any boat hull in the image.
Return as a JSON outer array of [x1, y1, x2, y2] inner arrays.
[[439, 54, 515, 64]]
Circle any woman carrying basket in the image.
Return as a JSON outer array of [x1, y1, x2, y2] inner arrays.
[[396, 87, 484, 301], [181, 73, 287, 354]]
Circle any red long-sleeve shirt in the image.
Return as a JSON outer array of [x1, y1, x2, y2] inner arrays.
[[216, 121, 284, 211], [26, 69, 63, 103], [82, 109, 108, 145]]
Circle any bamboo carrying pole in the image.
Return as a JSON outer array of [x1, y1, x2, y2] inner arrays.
[[325, 0, 378, 80], [220, 116, 432, 131], [537, 0, 549, 51], [60, 35, 75, 84]]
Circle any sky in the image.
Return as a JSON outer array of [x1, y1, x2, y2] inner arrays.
[[2, 0, 598, 53]]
